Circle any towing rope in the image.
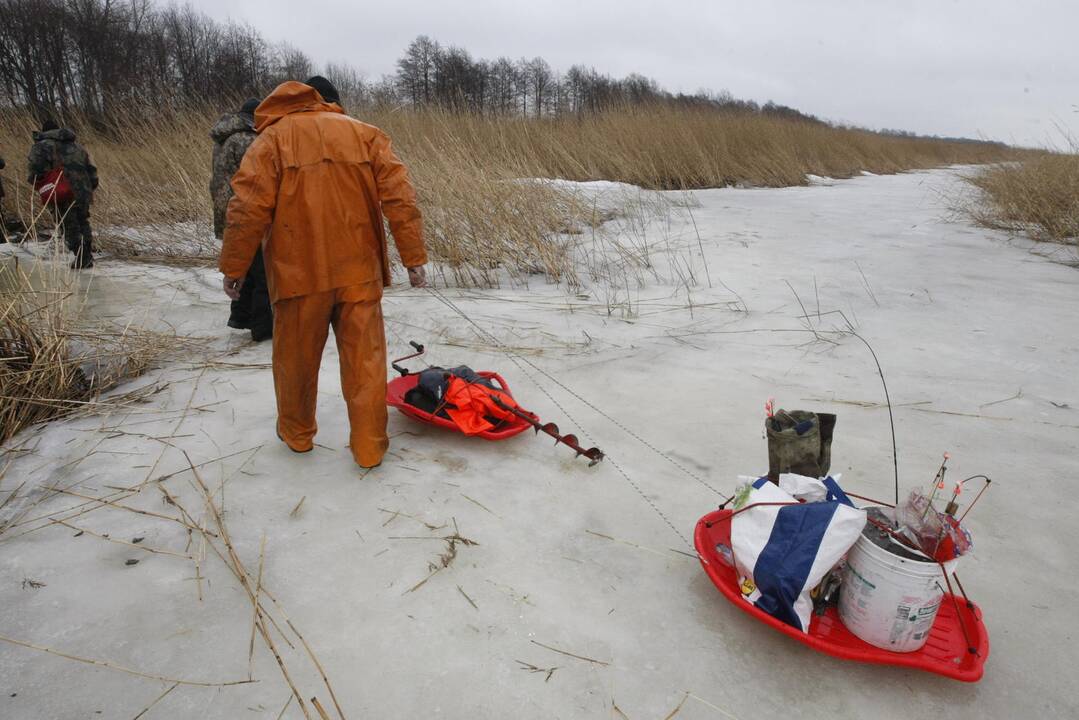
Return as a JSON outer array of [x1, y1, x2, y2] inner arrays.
[[423, 285, 730, 549]]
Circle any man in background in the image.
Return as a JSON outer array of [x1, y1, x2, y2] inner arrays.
[[26, 119, 98, 268], [211, 97, 272, 341], [220, 77, 428, 470]]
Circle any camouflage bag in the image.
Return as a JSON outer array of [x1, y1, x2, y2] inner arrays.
[[765, 409, 836, 481]]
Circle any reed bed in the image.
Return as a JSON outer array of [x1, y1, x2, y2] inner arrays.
[[0, 244, 183, 445], [2, 104, 1012, 286], [961, 151, 1079, 245]]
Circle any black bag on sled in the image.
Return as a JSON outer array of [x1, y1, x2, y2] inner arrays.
[[404, 366, 496, 417]]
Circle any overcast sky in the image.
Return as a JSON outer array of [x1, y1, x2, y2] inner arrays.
[[190, 0, 1077, 147]]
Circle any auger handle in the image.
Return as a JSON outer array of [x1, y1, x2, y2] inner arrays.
[[392, 341, 427, 376]]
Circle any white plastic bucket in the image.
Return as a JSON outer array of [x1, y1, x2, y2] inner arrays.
[[839, 527, 944, 652]]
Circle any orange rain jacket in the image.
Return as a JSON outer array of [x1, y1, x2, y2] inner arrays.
[[219, 81, 427, 301]]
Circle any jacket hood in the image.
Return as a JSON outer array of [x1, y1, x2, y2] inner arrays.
[[210, 112, 255, 142], [33, 128, 76, 143], [254, 81, 342, 132]]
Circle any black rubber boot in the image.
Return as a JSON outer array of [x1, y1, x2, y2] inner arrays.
[[816, 413, 837, 478]]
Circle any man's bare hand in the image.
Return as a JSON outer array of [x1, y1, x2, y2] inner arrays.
[[407, 265, 427, 288], [223, 275, 244, 300]]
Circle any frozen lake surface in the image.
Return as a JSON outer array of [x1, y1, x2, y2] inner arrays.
[[1, 167, 1077, 719]]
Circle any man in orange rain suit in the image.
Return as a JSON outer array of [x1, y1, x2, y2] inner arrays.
[[219, 77, 428, 469]]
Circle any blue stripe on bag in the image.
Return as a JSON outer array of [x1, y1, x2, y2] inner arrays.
[[822, 476, 854, 506], [752, 501, 839, 630]]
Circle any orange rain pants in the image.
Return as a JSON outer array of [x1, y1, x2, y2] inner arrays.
[[273, 284, 388, 468]]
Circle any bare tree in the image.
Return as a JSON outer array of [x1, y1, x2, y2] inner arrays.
[[324, 61, 367, 106], [396, 34, 439, 107], [0, 0, 321, 115], [525, 57, 552, 118], [489, 57, 517, 115]]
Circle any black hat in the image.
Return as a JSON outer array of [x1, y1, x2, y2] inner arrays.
[[239, 97, 260, 116], [41, 119, 59, 132], [304, 76, 340, 105]]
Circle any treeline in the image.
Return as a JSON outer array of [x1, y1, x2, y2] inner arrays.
[[0, 0, 821, 124], [0, 0, 313, 115], [388, 35, 818, 121]]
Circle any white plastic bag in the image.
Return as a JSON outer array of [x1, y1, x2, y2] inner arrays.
[[731, 477, 866, 632], [777, 472, 830, 502]]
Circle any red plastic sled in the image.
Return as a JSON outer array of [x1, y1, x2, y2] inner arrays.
[[386, 371, 538, 441], [694, 508, 990, 682]]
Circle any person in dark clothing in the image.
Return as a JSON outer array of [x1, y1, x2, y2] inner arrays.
[[27, 119, 99, 268], [210, 97, 272, 341]]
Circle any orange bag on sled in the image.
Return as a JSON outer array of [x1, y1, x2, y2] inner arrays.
[[443, 376, 520, 435]]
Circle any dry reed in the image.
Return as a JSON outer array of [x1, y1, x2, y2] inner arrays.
[[2, 104, 1013, 287], [961, 150, 1079, 244], [0, 241, 183, 445]]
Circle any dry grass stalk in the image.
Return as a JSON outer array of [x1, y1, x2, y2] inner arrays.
[[3, 435, 345, 711], [186, 456, 313, 720], [0, 632, 253, 687], [529, 640, 610, 666], [249, 533, 267, 680], [311, 696, 332, 720], [457, 584, 478, 610], [398, 518, 479, 594], [179, 454, 347, 719], [55, 518, 190, 558], [132, 682, 180, 720], [0, 484, 201, 543], [685, 692, 743, 720], [287, 619, 347, 720], [663, 692, 689, 720], [515, 660, 558, 682]]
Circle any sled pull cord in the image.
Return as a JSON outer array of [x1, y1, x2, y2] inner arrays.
[[424, 286, 731, 504]]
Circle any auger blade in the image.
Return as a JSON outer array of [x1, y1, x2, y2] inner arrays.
[[582, 448, 605, 466], [490, 397, 604, 465]]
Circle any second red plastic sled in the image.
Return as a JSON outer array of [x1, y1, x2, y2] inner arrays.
[[694, 508, 990, 682]]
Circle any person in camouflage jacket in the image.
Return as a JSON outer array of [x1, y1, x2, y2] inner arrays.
[[210, 99, 258, 239], [26, 120, 99, 268], [210, 98, 272, 341]]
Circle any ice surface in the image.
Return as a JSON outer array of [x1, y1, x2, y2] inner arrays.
[[1, 168, 1077, 718]]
